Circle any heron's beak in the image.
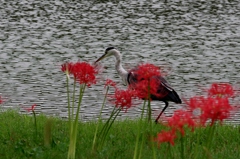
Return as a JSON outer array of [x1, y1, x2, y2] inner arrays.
[[95, 53, 107, 63]]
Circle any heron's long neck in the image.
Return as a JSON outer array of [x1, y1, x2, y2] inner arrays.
[[113, 50, 128, 80]]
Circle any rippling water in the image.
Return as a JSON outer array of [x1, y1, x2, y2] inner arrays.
[[0, 0, 240, 122]]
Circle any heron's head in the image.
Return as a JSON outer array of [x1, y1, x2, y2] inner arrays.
[[95, 47, 117, 63]]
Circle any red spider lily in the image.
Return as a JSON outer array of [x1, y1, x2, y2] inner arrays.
[[129, 63, 168, 100], [61, 62, 75, 74], [187, 96, 233, 126], [105, 79, 117, 88], [130, 77, 168, 100], [186, 96, 206, 110], [61, 62, 99, 87], [208, 83, 234, 98], [200, 97, 233, 126], [73, 62, 98, 86], [155, 129, 176, 147], [167, 110, 196, 136], [109, 88, 138, 112], [24, 104, 37, 112], [134, 63, 161, 80]]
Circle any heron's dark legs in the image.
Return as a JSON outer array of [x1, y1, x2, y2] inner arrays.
[[155, 101, 169, 123]]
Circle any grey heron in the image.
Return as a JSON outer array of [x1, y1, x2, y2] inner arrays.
[[95, 47, 182, 123]]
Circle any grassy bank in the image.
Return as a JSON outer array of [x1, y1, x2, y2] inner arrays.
[[0, 110, 240, 159]]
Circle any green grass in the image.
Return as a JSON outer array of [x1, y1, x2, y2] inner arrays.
[[0, 109, 240, 159]]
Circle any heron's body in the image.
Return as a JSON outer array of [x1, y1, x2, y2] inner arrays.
[[95, 47, 182, 123]]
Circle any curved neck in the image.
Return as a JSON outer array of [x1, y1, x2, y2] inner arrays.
[[112, 49, 128, 83]]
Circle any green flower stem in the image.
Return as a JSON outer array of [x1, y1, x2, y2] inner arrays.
[[71, 79, 77, 121], [68, 127, 77, 159], [147, 99, 152, 122], [133, 100, 146, 159], [66, 75, 71, 130], [69, 79, 76, 139], [206, 123, 216, 153], [67, 84, 86, 159], [147, 99, 156, 159], [138, 119, 147, 159], [147, 80, 151, 122], [74, 84, 86, 126], [146, 80, 156, 159], [194, 127, 201, 159], [99, 107, 121, 149], [180, 134, 184, 159], [102, 108, 121, 142], [98, 106, 117, 141], [32, 110, 37, 140], [92, 86, 109, 151], [201, 123, 217, 159], [168, 143, 173, 159]]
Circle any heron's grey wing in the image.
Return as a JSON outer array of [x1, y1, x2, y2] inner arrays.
[[156, 76, 173, 91], [127, 71, 138, 85]]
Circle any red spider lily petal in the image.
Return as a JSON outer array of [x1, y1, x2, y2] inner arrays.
[[186, 96, 206, 110], [187, 96, 233, 126], [155, 129, 176, 147], [72, 62, 98, 87], [61, 62, 99, 87], [199, 97, 233, 126], [61, 62, 75, 74], [24, 104, 37, 112], [110, 89, 138, 112], [208, 83, 234, 98], [105, 79, 117, 88], [167, 110, 196, 136], [134, 63, 161, 80], [132, 79, 158, 100], [129, 63, 167, 100], [131, 78, 168, 100]]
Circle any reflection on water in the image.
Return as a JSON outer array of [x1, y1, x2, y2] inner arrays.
[[0, 0, 240, 122]]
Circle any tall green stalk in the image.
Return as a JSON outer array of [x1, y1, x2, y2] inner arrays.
[[66, 75, 71, 132], [204, 123, 216, 158], [133, 100, 146, 159], [146, 80, 156, 159], [67, 84, 86, 159], [98, 106, 117, 141], [98, 107, 121, 149], [180, 134, 184, 159], [92, 86, 109, 151], [71, 79, 77, 123], [147, 99, 156, 159], [168, 143, 173, 159], [74, 84, 86, 130], [32, 109, 37, 141]]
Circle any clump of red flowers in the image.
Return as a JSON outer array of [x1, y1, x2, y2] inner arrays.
[[61, 62, 75, 75], [133, 63, 161, 80], [129, 63, 168, 100], [61, 62, 99, 87], [187, 82, 235, 126], [155, 129, 176, 147], [105, 79, 117, 89], [187, 96, 233, 126], [133, 78, 162, 99], [167, 110, 196, 136], [155, 109, 196, 147], [155, 82, 236, 148], [208, 82, 234, 98], [109, 88, 138, 112]]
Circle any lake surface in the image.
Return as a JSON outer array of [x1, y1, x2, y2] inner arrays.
[[0, 0, 240, 123]]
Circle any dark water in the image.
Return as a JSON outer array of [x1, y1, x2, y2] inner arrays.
[[0, 0, 240, 122]]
